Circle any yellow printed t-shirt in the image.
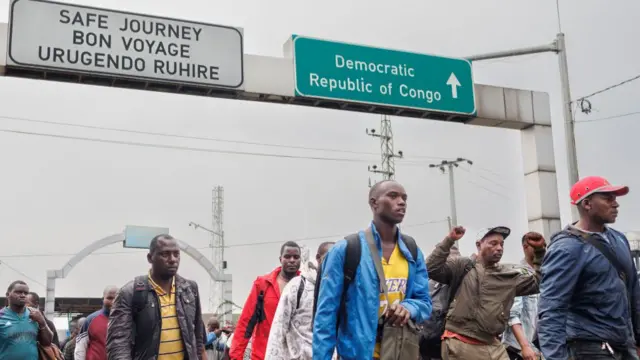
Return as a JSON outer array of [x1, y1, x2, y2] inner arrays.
[[148, 274, 185, 360], [373, 244, 409, 358]]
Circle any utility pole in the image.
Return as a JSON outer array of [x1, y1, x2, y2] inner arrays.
[[366, 114, 403, 186], [430, 158, 473, 246], [212, 186, 225, 317], [188, 186, 226, 318], [466, 33, 579, 221]]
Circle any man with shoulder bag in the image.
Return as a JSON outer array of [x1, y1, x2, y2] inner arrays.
[[313, 180, 432, 360], [538, 176, 640, 360]]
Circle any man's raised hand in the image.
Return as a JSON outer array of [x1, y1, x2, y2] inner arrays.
[[524, 231, 546, 249], [448, 226, 466, 241]]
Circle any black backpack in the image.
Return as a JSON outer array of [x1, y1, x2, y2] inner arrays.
[[419, 259, 474, 359], [312, 232, 419, 329], [132, 275, 150, 316]]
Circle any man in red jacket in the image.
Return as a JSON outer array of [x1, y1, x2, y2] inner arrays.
[[230, 241, 301, 360]]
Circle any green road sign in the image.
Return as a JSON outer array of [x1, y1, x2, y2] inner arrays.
[[292, 35, 476, 115]]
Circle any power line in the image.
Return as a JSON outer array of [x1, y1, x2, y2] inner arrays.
[[399, 158, 505, 179], [0, 128, 460, 170], [0, 219, 449, 260], [474, 166, 505, 179], [0, 128, 377, 164], [575, 110, 640, 124], [457, 165, 508, 190], [0, 115, 447, 161], [0, 260, 46, 288], [462, 175, 511, 200], [576, 74, 640, 101], [428, 158, 473, 240]]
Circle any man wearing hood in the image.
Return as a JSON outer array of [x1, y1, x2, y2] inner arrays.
[[265, 242, 335, 360], [230, 241, 302, 360]]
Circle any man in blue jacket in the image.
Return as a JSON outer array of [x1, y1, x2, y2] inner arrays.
[[538, 176, 640, 360], [313, 180, 432, 360]]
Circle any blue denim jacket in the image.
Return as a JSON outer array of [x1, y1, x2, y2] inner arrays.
[[502, 259, 543, 357]]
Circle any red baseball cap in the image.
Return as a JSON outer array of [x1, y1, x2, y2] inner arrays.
[[570, 176, 629, 205]]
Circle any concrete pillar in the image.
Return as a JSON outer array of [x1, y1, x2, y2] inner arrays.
[[45, 270, 58, 318], [222, 274, 233, 324], [522, 124, 562, 239], [470, 85, 562, 240]]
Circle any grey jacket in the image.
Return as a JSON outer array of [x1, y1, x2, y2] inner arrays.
[[106, 274, 206, 360]]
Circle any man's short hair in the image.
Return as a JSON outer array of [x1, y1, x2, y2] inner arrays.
[[280, 241, 301, 255], [317, 241, 335, 254], [368, 180, 393, 200], [103, 285, 119, 296], [27, 292, 40, 304], [149, 234, 175, 254], [7, 280, 27, 294]]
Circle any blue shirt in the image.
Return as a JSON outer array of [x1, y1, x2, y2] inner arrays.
[[206, 332, 217, 346], [0, 307, 39, 360]]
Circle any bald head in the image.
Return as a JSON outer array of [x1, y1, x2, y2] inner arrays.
[[103, 285, 118, 311]]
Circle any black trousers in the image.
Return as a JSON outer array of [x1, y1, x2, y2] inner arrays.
[[568, 340, 639, 360]]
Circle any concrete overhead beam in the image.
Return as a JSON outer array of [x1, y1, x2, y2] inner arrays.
[[0, 22, 561, 241], [0, 22, 549, 131]]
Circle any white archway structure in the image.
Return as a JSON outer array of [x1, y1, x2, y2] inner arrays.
[[45, 233, 232, 322]]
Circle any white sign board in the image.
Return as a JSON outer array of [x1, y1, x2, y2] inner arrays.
[[7, 0, 244, 88]]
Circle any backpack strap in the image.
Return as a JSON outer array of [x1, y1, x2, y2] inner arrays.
[[132, 275, 149, 317], [312, 262, 323, 322], [296, 276, 306, 310], [583, 234, 628, 280], [401, 234, 419, 262], [244, 283, 266, 339], [311, 234, 362, 329], [338, 233, 361, 330]]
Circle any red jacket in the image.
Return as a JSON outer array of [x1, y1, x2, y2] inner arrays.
[[230, 267, 298, 360]]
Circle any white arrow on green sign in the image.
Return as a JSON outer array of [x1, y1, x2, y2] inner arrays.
[[292, 35, 476, 116]]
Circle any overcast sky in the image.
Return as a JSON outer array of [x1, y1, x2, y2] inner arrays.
[[1, 0, 638, 315]]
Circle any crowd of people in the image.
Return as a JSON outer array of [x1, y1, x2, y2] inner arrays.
[[228, 175, 640, 360], [1, 175, 638, 360]]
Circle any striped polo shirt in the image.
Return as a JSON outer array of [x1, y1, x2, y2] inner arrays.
[[149, 275, 185, 360]]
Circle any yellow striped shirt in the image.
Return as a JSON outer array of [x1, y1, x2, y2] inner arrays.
[[149, 274, 185, 360]]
